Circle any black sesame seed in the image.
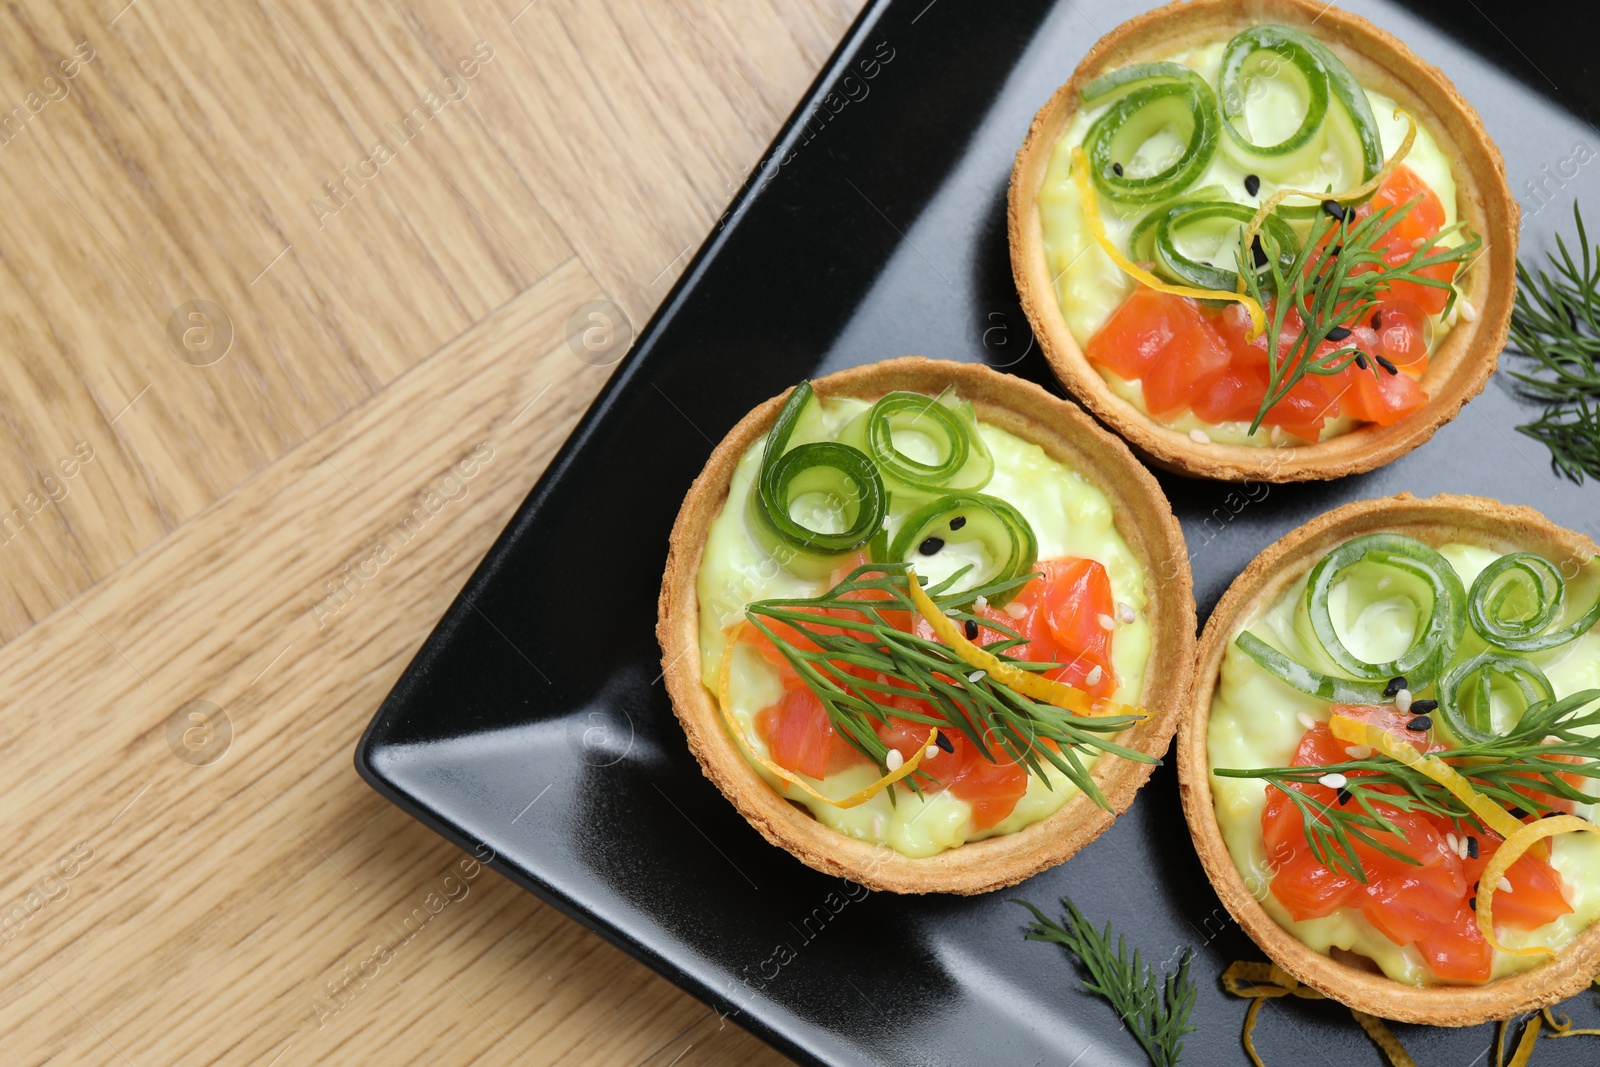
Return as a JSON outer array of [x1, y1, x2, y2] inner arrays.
[[1330, 244, 1343, 257], [1375, 355, 1399, 375], [1336, 787, 1352, 806], [1509, 806, 1528, 819], [918, 537, 944, 556], [964, 618, 979, 640], [1326, 325, 1352, 342], [1322, 198, 1351, 222], [1466, 836, 1479, 859], [1112, 162, 1124, 177], [1406, 715, 1433, 732], [1383, 676, 1408, 698], [1371, 310, 1384, 330], [1411, 699, 1439, 715], [1355, 353, 1369, 370], [935, 732, 955, 753], [1468, 895, 1476, 911], [1244, 174, 1261, 197], [1251, 234, 1268, 269], [949, 515, 967, 531], [1544, 810, 1564, 819]]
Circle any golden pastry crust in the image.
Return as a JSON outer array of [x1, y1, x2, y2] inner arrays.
[[1008, 0, 1517, 482], [1179, 493, 1600, 1025], [657, 357, 1196, 894]]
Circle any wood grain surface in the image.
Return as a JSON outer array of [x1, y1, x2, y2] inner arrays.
[[0, 1, 862, 1062]]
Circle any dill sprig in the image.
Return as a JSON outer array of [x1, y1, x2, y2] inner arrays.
[[1509, 201, 1600, 481], [1016, 896, 1197, 1067], [1214, 689, 1600, 883], [745, 563, 1153, 808], [1238, 200, 1481, 435]]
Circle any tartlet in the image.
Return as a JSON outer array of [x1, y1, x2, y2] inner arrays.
[[1179, 493, 1600, 1025], [1008, 0, 1517, 482], [657, 357, 1196, 895]]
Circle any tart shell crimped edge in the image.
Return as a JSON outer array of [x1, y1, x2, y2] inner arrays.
[[657, 357, 1196, 895], [1179, 492, 1600, 1025], [1007, 0, 1518, 482]]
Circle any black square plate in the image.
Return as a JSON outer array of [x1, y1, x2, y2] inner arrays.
[[357, 1, 1600, 1062]]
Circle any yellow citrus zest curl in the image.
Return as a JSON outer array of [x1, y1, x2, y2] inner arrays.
[[1328, 713, 1524, 841], [1237, 108, 1420, 288], [904, 567, 1142, 720], [716, 622, 937, 808], [1069, 145, 1266, 338], [1475, 814, 1600, 957], [1221, 961, 1416, 1067]]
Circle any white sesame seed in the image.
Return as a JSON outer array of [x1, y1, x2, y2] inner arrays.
[[1297, 711, 1318, 731], [1446, 832, 1459, 852], [926, 745, 940, 760], [885, 748, 904, 771], [1189, 428, 1211, 444], [945, 608, 961, 617], [1085, 665, 1104, 687], [1458, 297, 1478, 322], [974, 595, 989, 611], [1345, 744, 1375, 760], [967, 669, 986, 683], [1412, 236, 1427, 248], [1098, 613, 1116, 631], [1005, 602, 1028, 619], [1394, 688, 1413, 713], [1457, 837, 1470, 860], [1319, 772, 1348, 789], [1498, 877, 1514, 894], [1445, 306, 1459, 329], [1117, 601, 1136, 624]]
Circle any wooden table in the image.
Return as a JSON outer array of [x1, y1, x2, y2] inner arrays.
[[0, 1, 862, 1061]]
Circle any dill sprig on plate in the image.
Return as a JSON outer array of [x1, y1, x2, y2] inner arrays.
[[1509, 201, 1600, 481], [1238, 199, 1480, 435], [1213, 689, 1600, 883], [744, 563, 1153, 807], [1016, 896, 1197, 1067]]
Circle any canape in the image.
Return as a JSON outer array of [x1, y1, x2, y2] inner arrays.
[[658, 358, 1195, 894], [1008, 0, 1516, 481], [1180, 493, 1600, 1025]]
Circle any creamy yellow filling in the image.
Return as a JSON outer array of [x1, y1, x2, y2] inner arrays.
[[1038, 39, 1461, 446], [1209, 543, 1600, 984], [695, 395, 1151, 857]]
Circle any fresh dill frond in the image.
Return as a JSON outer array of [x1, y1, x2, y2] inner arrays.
[[1238, 198, 1480, 436], [1214, 689, 1600, 883], [1016, 896, 1197, 1067], [1509, 202, 1600, 481], [745, 563, 1154, 808]]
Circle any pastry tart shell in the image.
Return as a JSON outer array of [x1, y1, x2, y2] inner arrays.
[[1179, 492, 1600, 1025], [657, 357, 1196, 894], [1008, 0, 1517, 483]]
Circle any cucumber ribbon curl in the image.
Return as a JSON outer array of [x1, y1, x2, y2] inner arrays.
[[748, 381, 887, 579], [1081, 61, 1221, 206], [1216, 26, 1383, 215], [1237, 535, 1600, 743]]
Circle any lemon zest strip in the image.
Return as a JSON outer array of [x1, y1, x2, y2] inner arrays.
[[1068, 145, 1267, 338], [1475, 814, 1599, 957], [1328, 713, 1525, 841], [1221, 961, 1416, 1067], [904, 567, 1142, 720]]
